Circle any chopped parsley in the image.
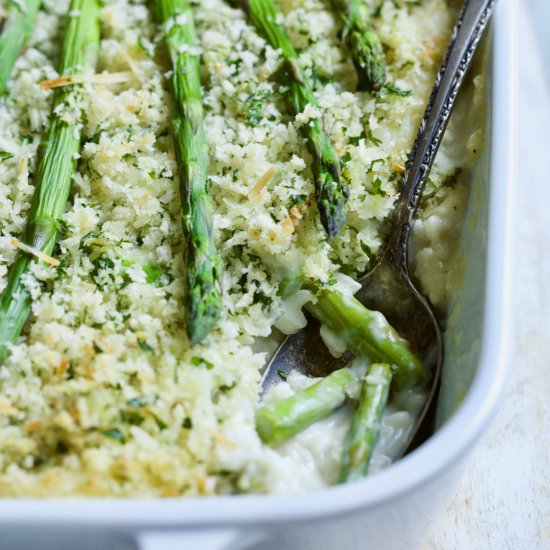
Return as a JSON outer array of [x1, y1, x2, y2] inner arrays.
[[360, 242, 374, 260], [103, 428, 125, 443], [381, 83, 413, 98], [92, 341, 104, 354], [276, 369, 288, 381], [91, 256, 115, 288], [120, 410, 144, 426], [366, 130, 383, 146], [290, 194, 308, 205], [243, 89, 271, 127], [182, 417, 193, 429], [191, 356, 214, 369], [219, 381, 237, 393], [0, 151, 14, 162], [79, 226, 103, 253], [254, 289, 273, 309], [138, 340, 154, 353], [152, 413, 168, 431], [371, 177, 386, 196], [143, 263, 168, 285]]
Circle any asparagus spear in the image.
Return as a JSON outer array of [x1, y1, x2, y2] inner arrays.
[[306, 287, 429, 390], [339, 362, 392, 482], [256, 367, 359, 445], [263, 250, 427, 390], [0, 0, 41, 96], [237, 0, 350, 239], [154, 0, 223, 344], [0, 0, 100, 363], [331, 0, 386, 91]]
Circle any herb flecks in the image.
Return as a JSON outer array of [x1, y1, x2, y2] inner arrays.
[[383, 83, 413, 97], [0, 151, 14, 162], [103, 428, 125, 443], [143, 263, 168, 285], [191, 356, 214, 369], [243, 89, 272, 127], [138, 340, 154, 353]]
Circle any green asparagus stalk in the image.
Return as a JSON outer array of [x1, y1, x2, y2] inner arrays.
[[155, 0, 223, 344], [0, 0, 100, 363], [0, 0, 42, 96], [331, 0, 386, 91], [237, 0, 349, 239], [306, 287, 429, 390], [339, 362, 392, 482], [256, 367, 360, 445]]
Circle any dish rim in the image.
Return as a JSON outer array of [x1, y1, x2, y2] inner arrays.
[[0, 0, 516, 527]]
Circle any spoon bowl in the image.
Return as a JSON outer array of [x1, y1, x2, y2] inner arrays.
[[261, 0, 497, 452]]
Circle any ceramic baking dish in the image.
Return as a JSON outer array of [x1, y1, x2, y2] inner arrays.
[[0, 0, 516, 548]]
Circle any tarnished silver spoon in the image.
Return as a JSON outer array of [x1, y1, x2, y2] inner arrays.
[[261, 0, 497, 449]]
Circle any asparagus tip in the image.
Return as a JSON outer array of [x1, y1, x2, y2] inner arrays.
[[318, 178, 350, 239], [344, 20, 387, 93]]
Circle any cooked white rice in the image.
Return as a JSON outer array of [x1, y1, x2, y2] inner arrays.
[[0, 0, 482, 496]]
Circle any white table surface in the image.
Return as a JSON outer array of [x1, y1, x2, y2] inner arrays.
[[261, 4, 550, 550]]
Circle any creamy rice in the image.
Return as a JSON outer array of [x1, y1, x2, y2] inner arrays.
[[0, 0, 482, 496]]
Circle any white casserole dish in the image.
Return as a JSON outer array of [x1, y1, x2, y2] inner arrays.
[[0, 0, 516, 548]]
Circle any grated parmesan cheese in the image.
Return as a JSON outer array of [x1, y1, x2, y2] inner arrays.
[[10, 239, 59, 267]]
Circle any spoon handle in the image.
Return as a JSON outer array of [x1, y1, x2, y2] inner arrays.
[[391, 0, 497, 268]]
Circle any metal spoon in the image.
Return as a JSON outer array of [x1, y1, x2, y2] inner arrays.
[[261, 0, 497, 448]]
